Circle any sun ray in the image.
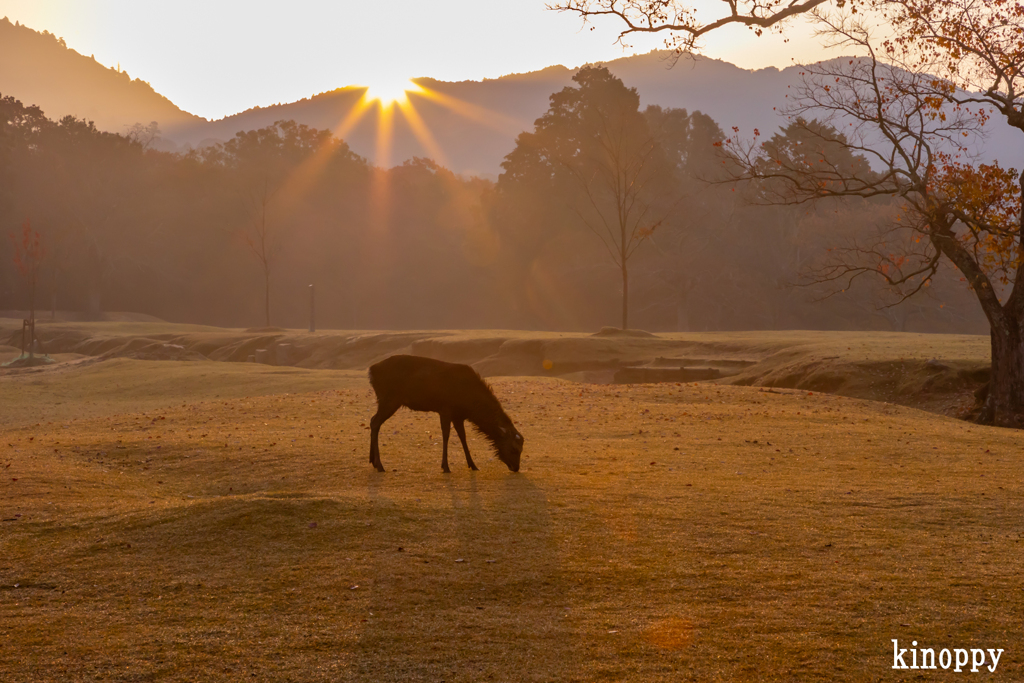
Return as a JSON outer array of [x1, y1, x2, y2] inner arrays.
[[367, 103, 396, 230], [270, 88, 372, 213], [409, 86, 527, 136], [396, 100, 449, 168], [375, 98, 396, 170], [266, 78, 524, 224], [333, 91, 375, 140]]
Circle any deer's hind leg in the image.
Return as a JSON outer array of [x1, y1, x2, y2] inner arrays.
[[369, 402, 400, 472], [453, 419, 478, 471], [439, 412, 453, 474]]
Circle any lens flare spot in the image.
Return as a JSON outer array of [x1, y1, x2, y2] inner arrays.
[[644, 617, 695, 651]]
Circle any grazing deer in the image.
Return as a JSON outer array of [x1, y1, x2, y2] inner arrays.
[[367, 355, 524, 473]]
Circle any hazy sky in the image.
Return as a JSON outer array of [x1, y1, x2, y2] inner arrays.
[[1, 0, 832, 120]]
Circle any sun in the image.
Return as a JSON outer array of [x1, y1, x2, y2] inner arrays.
[[364, 79, 421, 107]]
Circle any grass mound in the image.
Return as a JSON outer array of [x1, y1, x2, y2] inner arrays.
[[0, 319, 994, 419], [0, 310, 164, 323], [592, 326, 659, 338]]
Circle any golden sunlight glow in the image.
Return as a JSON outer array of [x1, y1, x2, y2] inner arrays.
[[412, 87, 525, 135], [276, 79, 518, 223], [398, 103, 448, 167], [364, 79, 422, 107]]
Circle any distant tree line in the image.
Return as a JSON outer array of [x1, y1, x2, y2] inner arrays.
[[0, 69, 984, 333]]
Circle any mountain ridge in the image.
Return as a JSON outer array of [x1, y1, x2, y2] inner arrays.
[[0, 16, 204, 136], [3, 17, 1021, 175]]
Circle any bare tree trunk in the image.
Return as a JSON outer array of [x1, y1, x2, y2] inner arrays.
[[620, 220, 629, 330], [676, 279, 691, 332], [981, 313, 1024, 428], [621, 262, 629, 330], [264, 271, 271, 328], [51, 266, 57, 320], [87, 286, 102, 319]]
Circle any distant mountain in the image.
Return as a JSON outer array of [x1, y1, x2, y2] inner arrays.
[[169, 54, 805, 176], [188, 71, 581, 177], [0, 17, 203, 143], [3, 17, 1022, 175]]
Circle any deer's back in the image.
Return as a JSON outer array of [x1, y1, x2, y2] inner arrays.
[[369, 355, 490, 413]]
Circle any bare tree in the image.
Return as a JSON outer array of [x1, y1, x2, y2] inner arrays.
[[242, 180, 276, 328], [725, 9, 1024, 426], [125, 121, 161, 151], [568, 117, 667, 330], [501, 66, 672, 330], [550, 0, 832, 53]]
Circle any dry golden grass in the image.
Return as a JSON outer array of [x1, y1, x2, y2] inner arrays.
[[0, 358, 366, 428], [2, 358, 1022, 681]]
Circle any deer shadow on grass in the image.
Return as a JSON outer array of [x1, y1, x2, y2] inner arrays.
[[352, 472, 582, 682], [10, 494, 376, 680]]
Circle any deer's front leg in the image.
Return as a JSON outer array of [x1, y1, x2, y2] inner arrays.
[[453, 419, 477, 470], [369, 402, 399, 472], [439, 413, 452, 474]]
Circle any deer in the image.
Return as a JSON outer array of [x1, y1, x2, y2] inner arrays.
[[367, 355, 524, 473]]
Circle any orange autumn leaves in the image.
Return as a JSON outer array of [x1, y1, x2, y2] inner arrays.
[[9, 218, 45, 279], [929, 155, 1022, 284], [883, 0, 1024, 95]]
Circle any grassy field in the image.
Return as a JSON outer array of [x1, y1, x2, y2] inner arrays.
[[2, 331, 1021, 681]]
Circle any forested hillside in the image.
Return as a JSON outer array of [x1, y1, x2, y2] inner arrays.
[[0, 64, 986, 332]]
